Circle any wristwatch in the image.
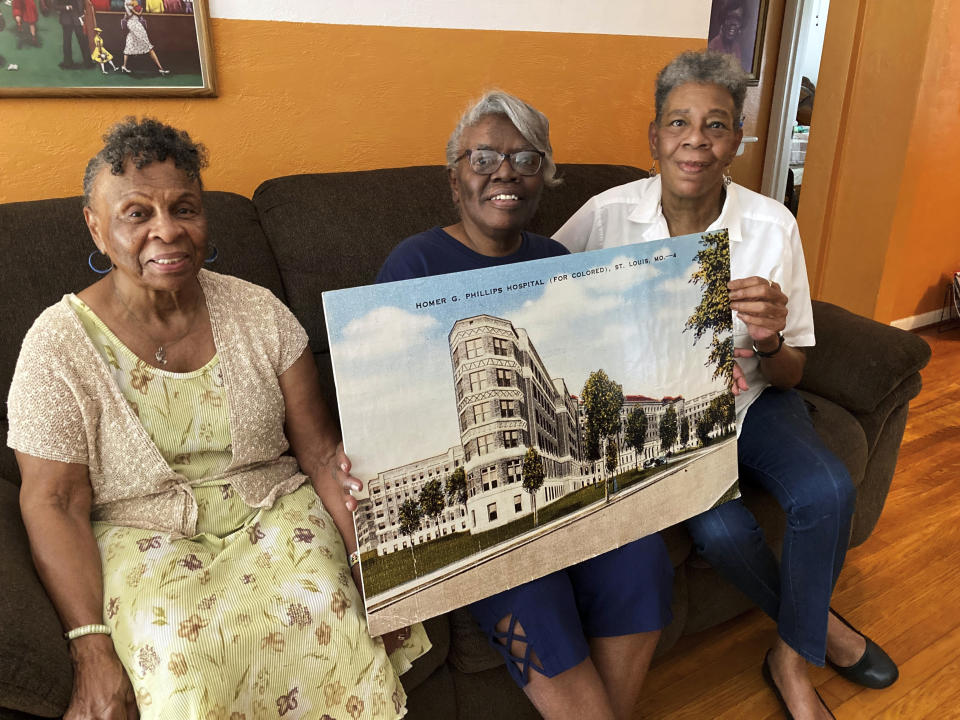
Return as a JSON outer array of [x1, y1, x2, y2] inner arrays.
[[752, 332, 785, 358]]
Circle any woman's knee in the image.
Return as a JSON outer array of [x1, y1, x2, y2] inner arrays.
[[686, 502, 766, 562], [787, 456, 855, 528]]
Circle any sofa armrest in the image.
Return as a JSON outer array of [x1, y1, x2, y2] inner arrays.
[[797, 301, 931, 414], [0, 479, 72, 718]]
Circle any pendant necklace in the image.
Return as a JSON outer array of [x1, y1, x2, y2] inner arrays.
[[113, 290, 197, 367]]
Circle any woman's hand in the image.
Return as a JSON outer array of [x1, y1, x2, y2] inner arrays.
[[728, 276, 788, 343], [325, 442, 364, 513], [731, 348, 752, 396], [381, 626, 412, 655], [727, 277, 805, 389], [65, 635, 138, 720]]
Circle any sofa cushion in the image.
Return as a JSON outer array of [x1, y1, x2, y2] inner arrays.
[[800, 301, 930, 414], [799, 391, 869, 487], [398, 614, 451, 693], [0, 480, 72, 717], [252, 164, 647, 359]]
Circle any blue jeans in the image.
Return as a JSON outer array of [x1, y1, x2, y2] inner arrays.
[[685, 388, 855, 665]]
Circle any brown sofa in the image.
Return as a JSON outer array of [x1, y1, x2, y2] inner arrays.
[[0, 164, 931, 720]]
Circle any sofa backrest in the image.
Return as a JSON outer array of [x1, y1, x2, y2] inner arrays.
[[253, 163, 646, 413], [0, 190, 282, 484]]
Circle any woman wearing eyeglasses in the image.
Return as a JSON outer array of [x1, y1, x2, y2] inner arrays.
[[374, 91, 673, 720]]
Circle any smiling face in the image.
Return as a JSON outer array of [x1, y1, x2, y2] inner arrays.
[[649, 82, 743, 209], [449, 114, 544, 247], [84, 158, 208, 295]]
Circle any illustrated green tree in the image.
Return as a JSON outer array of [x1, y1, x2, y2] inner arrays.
[[583, 422, 601, 478], [696, 416, 712, 447], [419, 477, 446, 532], [706, 393, 735, 436], [624, 408, 649, 469], [680, 416, 690, 447], [684, 230, 734, 382], [397, 498, 422, 575], [521, 447, 546, 527], [659, 404, 679, 454], [605, 438, 619, 476], [444, 467, 468, 526], [581, 369, 624, 501]]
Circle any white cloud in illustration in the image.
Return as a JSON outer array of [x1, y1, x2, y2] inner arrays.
[[336, 306, 439, 361]]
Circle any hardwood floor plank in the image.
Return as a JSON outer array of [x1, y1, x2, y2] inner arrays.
[[640, 329, 960, 719]]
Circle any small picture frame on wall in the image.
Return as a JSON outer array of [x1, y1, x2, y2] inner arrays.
[[708, 0, 769, 85], [0, 0, 216, 97]]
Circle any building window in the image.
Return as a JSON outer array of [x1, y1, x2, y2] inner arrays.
[[477, 433, 494, 456], [496, 369, 512, 387], [500, 399, 516, 417], [514, 495, 522, 512], [503, 430, 520, 448], [507, 460, 522, 483], [465, 337, 483, 359], [481, 465, 497, 491], [469, 370, 488, 393], [493, 338, 509, 356], [473, 403, 490, 423], [487, 503, 498, 522]]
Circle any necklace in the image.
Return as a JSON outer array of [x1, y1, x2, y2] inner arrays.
[[112, 289, 198, 366]]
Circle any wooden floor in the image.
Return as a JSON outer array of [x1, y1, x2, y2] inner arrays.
[[640, 325, 960, 719]]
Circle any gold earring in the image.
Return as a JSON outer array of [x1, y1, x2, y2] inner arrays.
[[649, 160, 658, 177], [723, 167, 732, 187]]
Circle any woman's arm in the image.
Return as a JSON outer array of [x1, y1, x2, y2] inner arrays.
[[279, 351, 411, 652], [279, 351, 362, 547], [17, 452, 137, 720], [728, 276, 806, 389]]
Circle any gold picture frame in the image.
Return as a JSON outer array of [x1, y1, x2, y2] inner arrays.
[[0, 0, 216, 97], [708, 0, 770, 85]]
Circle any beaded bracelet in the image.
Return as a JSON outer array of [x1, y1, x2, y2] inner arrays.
[[64, 624, 112, 641]]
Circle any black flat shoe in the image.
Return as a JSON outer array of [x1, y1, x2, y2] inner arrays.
[[763, 650, 836, 720], [827, 609, 900, 689]]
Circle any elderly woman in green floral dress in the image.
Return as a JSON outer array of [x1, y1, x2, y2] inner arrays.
[[8, 117, 428, 720]]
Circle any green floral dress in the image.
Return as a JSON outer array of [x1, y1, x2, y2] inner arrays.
[[70, 296, 429, 719]]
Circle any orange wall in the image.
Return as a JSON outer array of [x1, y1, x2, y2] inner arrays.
[[0, 19, 700, 204], [800, 0, 958, 324], [875, 0, 960, 323]]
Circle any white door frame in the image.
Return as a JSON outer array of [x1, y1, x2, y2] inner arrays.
[[761, 0, 816, 200]]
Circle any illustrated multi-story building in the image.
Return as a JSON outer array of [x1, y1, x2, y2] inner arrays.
[[578, 390, 726, 483], [353, 311, 728, 556], [362, 445, 466, 556], [449, 315, 584, 533]]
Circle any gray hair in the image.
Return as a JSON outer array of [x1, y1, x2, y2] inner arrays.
[[445, 90, 561, 187], [83, 117, 208, 207], [654, 50, 748, 124]]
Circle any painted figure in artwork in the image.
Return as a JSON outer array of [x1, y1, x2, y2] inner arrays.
[[90, 26, 118, 73], [11, 0, 40, 47], [708, 0, 750, 71], [119, 0, 170, 74], [55, 0, 93, 69]]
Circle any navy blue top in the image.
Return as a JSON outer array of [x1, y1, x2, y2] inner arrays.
[[375, 226, 569, 283]]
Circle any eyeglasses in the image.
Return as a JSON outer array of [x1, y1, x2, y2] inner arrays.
[[455, 149, 545, 176]]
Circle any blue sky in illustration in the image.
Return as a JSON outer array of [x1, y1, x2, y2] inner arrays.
[[323, 233, 730, 484]]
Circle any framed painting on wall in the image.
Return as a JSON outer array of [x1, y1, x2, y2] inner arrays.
[[708, 0, 769, 84], [0, 0, 215, 97]]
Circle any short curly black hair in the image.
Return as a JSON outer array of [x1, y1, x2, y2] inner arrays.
[[82, 117, 208, 207]]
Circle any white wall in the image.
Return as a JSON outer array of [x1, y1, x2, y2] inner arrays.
[[208, 0, 712, 37], [799, 0, 830, 84]]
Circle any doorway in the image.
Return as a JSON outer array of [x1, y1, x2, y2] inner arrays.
[[761, 0, 830, 213]]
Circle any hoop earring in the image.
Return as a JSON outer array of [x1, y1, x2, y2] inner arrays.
[[723, 168, 733, 187], [88, 250, 113, 274], [649, 160, 658, 177], [204, 244, 218, 264]]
